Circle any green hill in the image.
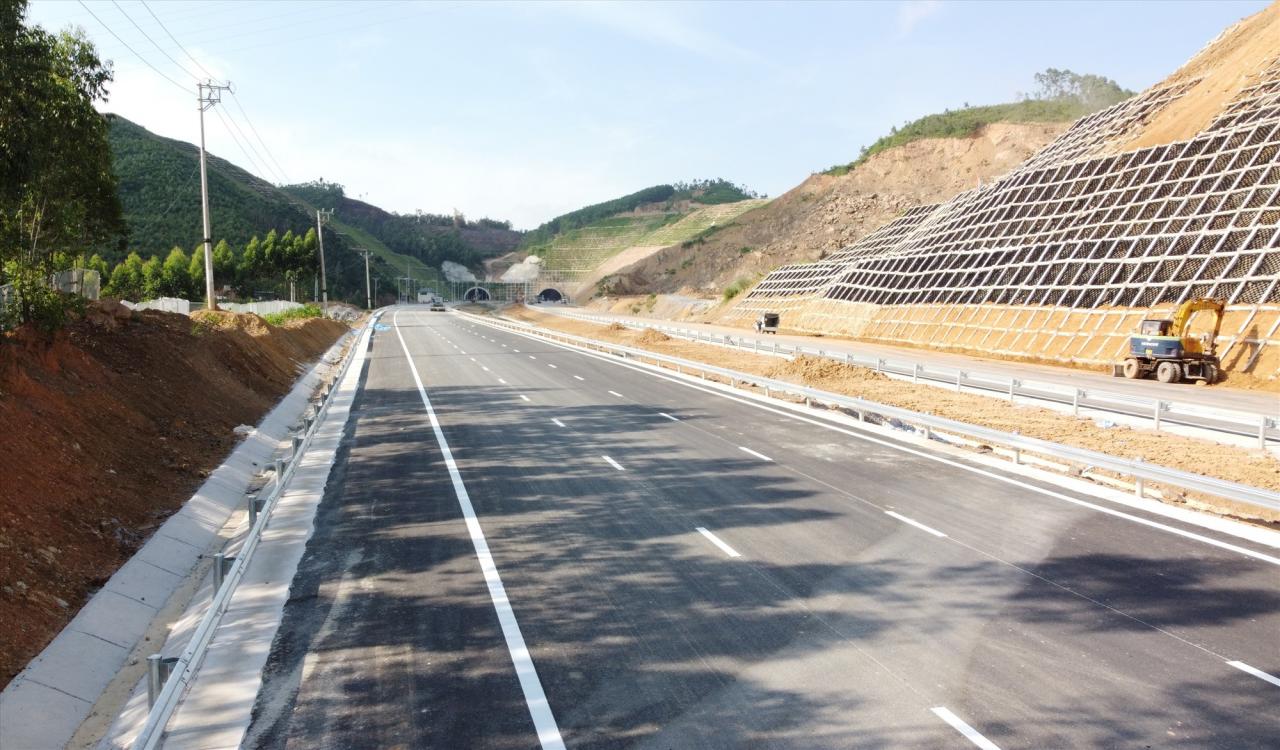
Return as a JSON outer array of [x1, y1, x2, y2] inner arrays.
[[824, 69, 1134, 175], [528, 199, 767, 274], [105, 115, 514, 302]]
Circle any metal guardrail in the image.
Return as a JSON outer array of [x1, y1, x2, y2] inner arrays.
[[547, 309, 1279, 449], [463, 310, 1280, 516], [131, 314, 378, 750]]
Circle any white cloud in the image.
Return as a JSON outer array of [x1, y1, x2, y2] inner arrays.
[[897, 0, 942, 36], [547, 1, 758, 64]]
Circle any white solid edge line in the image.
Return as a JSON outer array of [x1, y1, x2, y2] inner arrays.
[[461, 314, 1280, 565], [602, 455, 624, 470], [1227, 660, 1280, 688], [739, 446, 773, 462], [573, 375, 585, 381], [931, 707, 1000, 750], [551, 418, 566, 427], [659, 412, 679, 421], [696, 527, 742, 558], [886, 510, 947, 538], [520, 394, 531, 402], [392, 311, 565, 750], [608, 390, 623, 398], [548, 363, 557, 369]]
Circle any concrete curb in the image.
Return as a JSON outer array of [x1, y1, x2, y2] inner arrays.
[[0, 332, 354, 750]]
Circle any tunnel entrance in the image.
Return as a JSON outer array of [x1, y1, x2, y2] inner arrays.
[[464, 286, 491, 302], [537, 288, 563, 303]]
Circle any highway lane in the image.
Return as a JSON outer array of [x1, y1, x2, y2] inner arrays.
[[246, 308, 1280, 749]]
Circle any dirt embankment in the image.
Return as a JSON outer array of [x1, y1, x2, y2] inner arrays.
[[502, 306, 1280, 514], [1124, 3, 1280, 150], [0, 303, 348, 686], [606, 122, 1066, 299]]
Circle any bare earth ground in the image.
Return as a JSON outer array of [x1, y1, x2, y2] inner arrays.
[[0, 303, 348, 686], [502, 305, 1280, 521], [609, 122, 1066, 298]]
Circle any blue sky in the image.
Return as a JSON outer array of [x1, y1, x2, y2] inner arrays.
[[29, 0, 1269, 229]]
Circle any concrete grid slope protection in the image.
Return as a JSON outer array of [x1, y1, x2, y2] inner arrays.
[[732, 24, 1280, 383]]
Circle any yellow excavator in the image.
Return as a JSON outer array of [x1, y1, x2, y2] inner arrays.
[[1120, 297, 1224, 384]]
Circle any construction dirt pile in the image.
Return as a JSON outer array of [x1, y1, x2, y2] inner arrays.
[[606, 122, 1065, 300], [503, 308, 1280, 519], [0, 304, 349, 686]]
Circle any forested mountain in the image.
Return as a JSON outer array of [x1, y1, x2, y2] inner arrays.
[[281, 180, 522, 274], [103, 115, 517, 302]]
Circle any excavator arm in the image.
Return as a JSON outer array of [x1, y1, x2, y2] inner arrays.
[[1171, 297, 1224, 355]]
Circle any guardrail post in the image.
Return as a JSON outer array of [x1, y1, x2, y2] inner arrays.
[[913, 364, 921, 383], [754, 339, 759, 353], [1261, 417, 1271, 450], [846, 353, 853, 365], [764, 385, 771, 398], [1072, 389, 1082, 417], [246, 492, 260, 527], [274, 458, 285, 481], [1134, 458, 1145, 497], [1011, 430, 1021, 464], [1153, 401, 1165, 431], [292, 433, 303, 456], [1008, 379, 1019, 402], [146, 654, 179, 708], [957, 371, 965, 392], [877, 358, 885, 374], [773, 342, 779, 354], [212, 553, 236, 590]]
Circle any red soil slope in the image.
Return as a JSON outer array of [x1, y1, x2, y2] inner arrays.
[[0, 304, 347, 686]]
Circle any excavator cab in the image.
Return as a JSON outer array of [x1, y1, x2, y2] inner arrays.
[[1120, 298, 1223, 384]]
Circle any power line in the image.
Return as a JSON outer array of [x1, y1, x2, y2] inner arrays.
[[211, 105, 270, 180], [76, 0, 190, 93], [138, 0, 223, 84], [109, 0, 201, 83], [216, 103, 282, 183], [229, 91, 290, 184]]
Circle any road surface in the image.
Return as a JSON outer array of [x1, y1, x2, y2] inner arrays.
[[244, 307, 1280, 749]]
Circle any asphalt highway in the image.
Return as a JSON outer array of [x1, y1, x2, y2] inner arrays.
[[244, 307, 1280, 749]]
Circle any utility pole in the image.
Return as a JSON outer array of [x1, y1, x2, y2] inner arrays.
[[358, 249, 373, 310], [316, 209, 334, 316], [198, 80, 232, 310]]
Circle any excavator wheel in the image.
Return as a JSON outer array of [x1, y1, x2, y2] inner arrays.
[[1155, 361, 1182, 384], [1202, 363, 1220, 384], [1121, 358, 1141, 379]]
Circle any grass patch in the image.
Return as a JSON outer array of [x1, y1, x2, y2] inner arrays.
[[263, 303, 322, 326], [722, 275, 755, 302], [823, 97, 1123, 176]]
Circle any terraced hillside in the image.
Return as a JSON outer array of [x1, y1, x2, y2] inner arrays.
[[531, 200, 766, 276]]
